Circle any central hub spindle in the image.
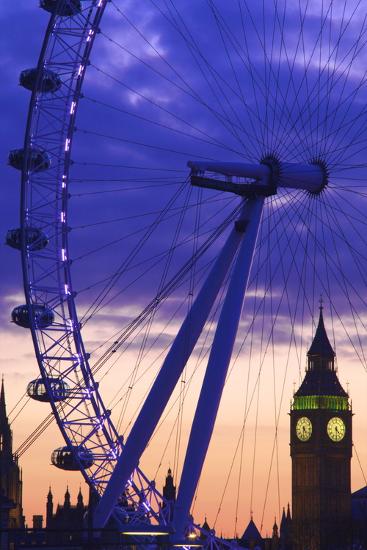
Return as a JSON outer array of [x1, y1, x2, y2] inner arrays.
[[188, 156, 328, 197]]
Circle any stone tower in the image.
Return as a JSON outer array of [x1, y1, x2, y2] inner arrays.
[[0, 378, 24, 528], [162, 467, 176, 521], [163, 468, 176, 502], [290, 307, 352, 550], [46, 487, 53, 528]]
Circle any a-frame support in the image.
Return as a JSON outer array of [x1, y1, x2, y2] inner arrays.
[[93, 198, 258, 529], [172, 196, 264, 540]]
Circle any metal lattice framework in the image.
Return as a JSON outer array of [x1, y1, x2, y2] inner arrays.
[[19, 0, 175, 534], [17, 1, 239, 547]]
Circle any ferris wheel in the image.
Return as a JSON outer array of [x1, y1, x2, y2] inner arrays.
[[7, 0, 367, 546]]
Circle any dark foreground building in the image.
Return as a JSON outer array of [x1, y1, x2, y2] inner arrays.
[[0, 378, 24, 529], [45, 486, 87, 545]]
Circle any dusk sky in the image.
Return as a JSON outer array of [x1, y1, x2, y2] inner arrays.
[[1, 0, 367, 538]]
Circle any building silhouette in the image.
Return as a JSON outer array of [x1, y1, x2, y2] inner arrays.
[[239, 517, 263, 549], [279, 505, 292, 550], [45, 485, 87, 544], [237, 516, 282, 550], [290, 306, 352, 550], [161, 467, 176, 521], [351, 486, 367, 546], [0, 377, 24, 529], [162, 467, 176, 502]]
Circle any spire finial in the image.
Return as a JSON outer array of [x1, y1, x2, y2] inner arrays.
[[77, 485, 83, 505], [64, 485, 71, 507], [307, 304, 335, 360], [319, 294, 323, 310], [0, 376, 7, 421]]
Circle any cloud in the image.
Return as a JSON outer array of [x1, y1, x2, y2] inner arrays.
[[2, 0, 367, 534]]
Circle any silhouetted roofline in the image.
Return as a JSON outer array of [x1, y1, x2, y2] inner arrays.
[[241, 518, 262, 542]]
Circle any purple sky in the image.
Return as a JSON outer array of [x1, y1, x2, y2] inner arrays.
[[2, 0, 367, 535]]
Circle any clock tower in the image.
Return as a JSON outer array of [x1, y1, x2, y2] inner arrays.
[[290, 306, 352, 550]]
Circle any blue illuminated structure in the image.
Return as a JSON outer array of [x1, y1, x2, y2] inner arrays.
[[14, 0, 175, 538]]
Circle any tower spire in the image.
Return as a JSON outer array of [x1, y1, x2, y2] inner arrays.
[[77, 485, 84, 508], [295, 308, 347, 397], [64, 486, 71, 508], [0, 376, 12, 455], [46, 486, 53, 528], [0, 375, 7, 422], [307, 306, 335, 365]]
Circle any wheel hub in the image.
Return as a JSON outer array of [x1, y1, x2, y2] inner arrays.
[[188, 157, 328, 196]]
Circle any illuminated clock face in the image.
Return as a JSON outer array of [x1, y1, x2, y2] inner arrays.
[[296, 417, 312, 441], [327, 417, 346, 441]]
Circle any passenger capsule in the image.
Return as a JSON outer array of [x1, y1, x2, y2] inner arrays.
[[51, 446, 94, 470], [11, 304, 54, 329], [6, 227, 49, 251], [8, 147, 51, 172], [40, 0, 81, 16], [27, 377, 70, 402], [20, 68, 62, 93]]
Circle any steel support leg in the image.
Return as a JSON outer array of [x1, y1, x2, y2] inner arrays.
[[172, 197, 264, 540], [93, 203, 250, 529]]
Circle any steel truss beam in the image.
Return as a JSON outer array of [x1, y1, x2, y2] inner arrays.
[[94, 197, 264, 534]]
